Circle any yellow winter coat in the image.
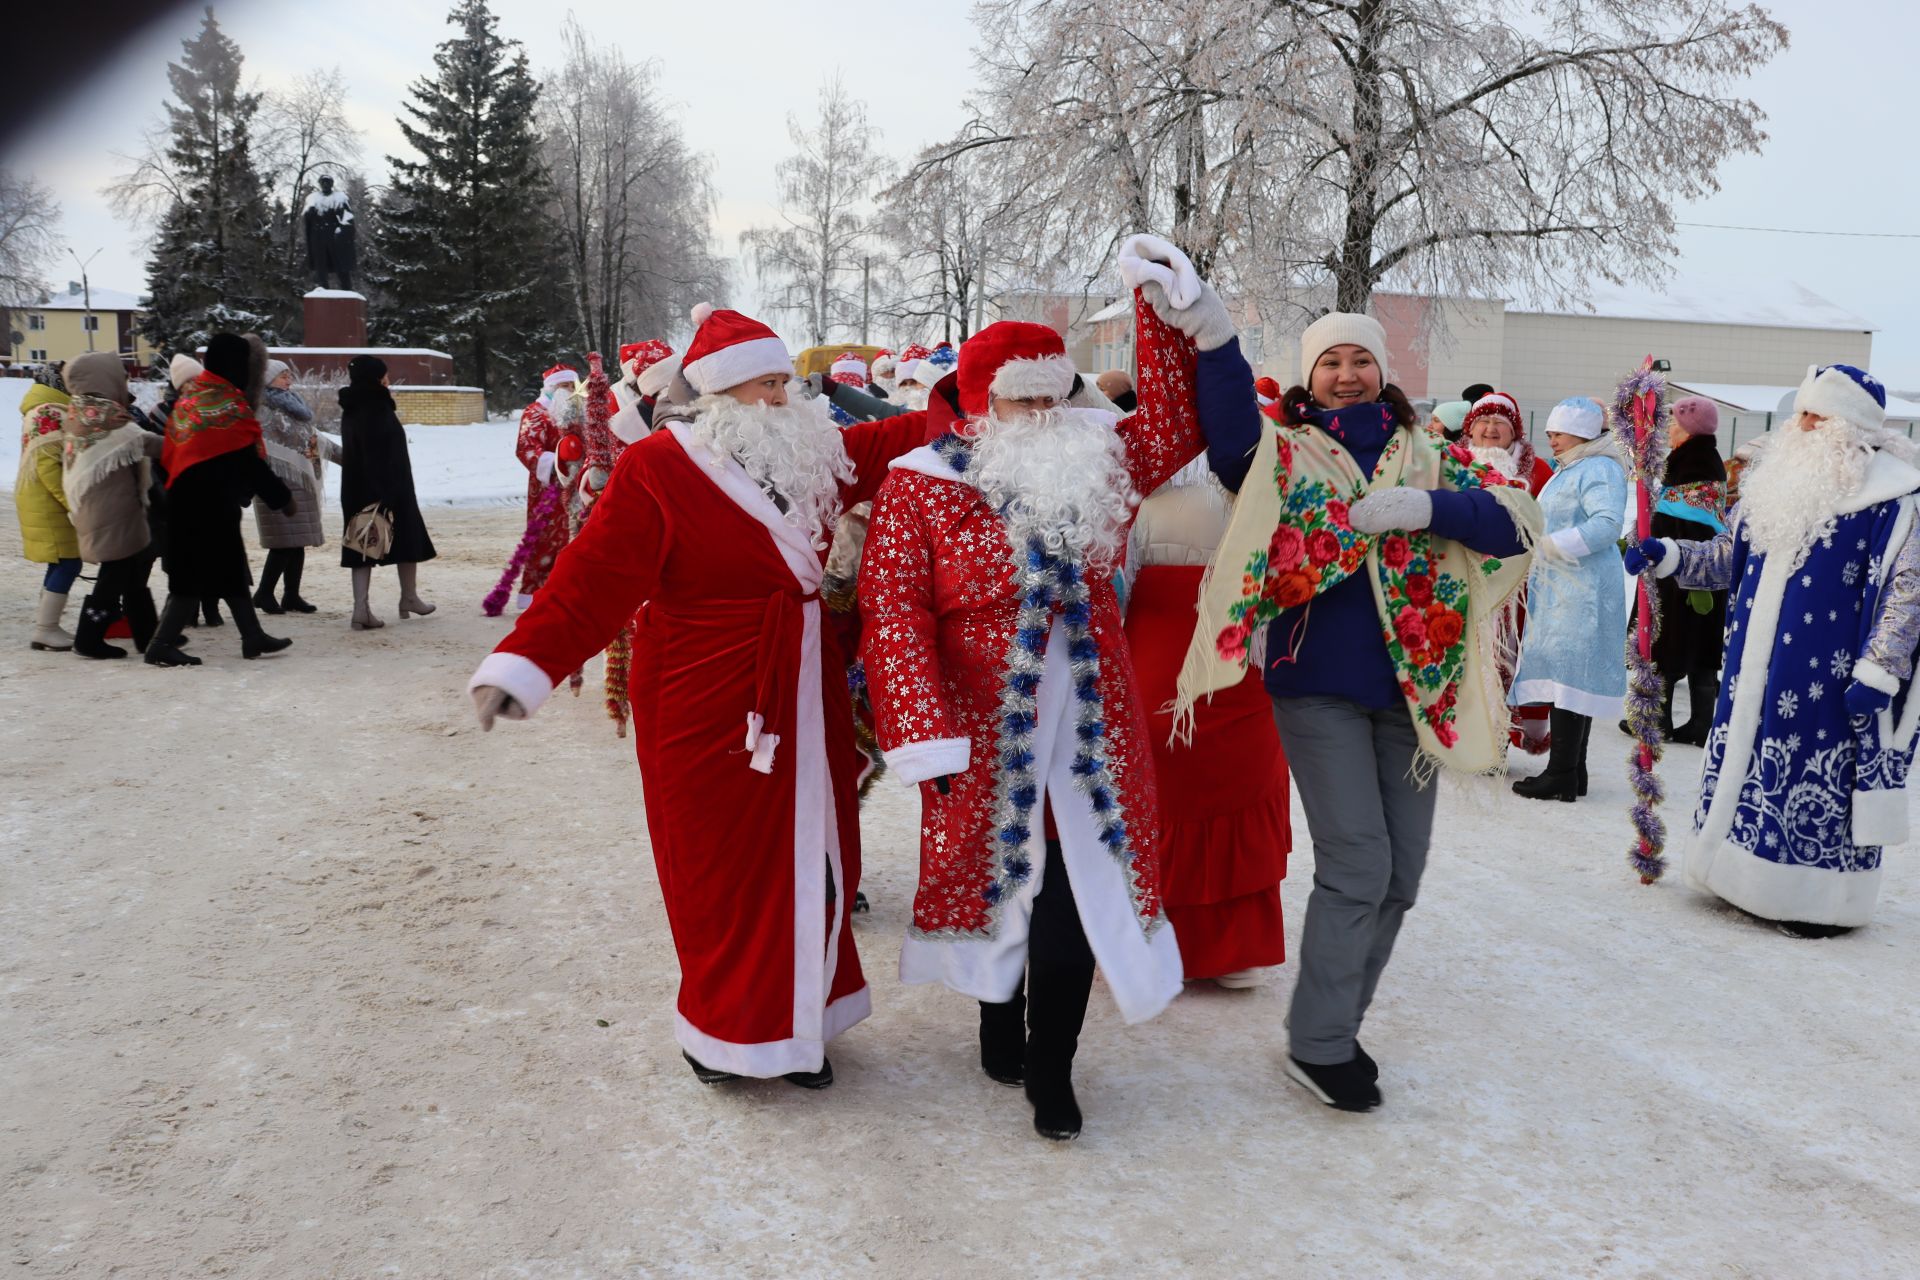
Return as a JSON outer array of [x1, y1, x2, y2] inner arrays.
[[16, 384, 79, 563]]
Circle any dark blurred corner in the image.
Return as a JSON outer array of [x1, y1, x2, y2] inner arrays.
[[3, 0, 198, 156]]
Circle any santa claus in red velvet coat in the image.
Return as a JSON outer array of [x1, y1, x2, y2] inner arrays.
[[513, 363, 582, 608], [609, 339, 676, 450], [858, 298, 1202, 1139], [468, 306, 930, 1087]]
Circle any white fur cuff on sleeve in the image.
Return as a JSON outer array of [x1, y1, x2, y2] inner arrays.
[[1654, 540, 1682, 578], [468, 650, 556, 719], [1852, 658, 1901, 696], [1548, 528, 1591, 560], [884, 737, 971, 786]]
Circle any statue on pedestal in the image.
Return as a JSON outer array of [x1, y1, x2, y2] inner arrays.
[[303, 175, 357, 291]]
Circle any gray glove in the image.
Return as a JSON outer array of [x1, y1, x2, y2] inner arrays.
[[1348, 488, 1434, 534], [471, 686, 527, 732], [1139, 277, 1236, 353]]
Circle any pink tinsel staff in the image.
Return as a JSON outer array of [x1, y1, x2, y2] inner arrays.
[[1613, 357, 1672, 883]]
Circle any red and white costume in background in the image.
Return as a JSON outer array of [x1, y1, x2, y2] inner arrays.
[[1123, 458, 1291, 980], [470, 308, 929, 1076], [859, 303, 1201, 1024], [514, 364, 580, 600], [610, 339, 675, 452], [1464, 392, 1555, 747]]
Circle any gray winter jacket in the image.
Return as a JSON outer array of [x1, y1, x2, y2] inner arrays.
[[253, 385, 342, 549]]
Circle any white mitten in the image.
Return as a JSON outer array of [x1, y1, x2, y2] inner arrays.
[[535, 451, 557, 483], [1348, 487, 1434, 534], [471, 686, 527, 732], [1119, 233, 1236, 352]]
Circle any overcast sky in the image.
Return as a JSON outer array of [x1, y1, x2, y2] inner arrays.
[[8, 0, 1919, 388]]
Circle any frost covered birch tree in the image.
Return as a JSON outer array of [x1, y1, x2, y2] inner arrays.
[[949, 0, 1788, 320], [875, 141, 1029, 343], [741, 77, 891, 346]]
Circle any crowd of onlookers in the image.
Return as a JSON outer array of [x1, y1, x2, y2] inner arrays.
[[13, 335, 436, 665]]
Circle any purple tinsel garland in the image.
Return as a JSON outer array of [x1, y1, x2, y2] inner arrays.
[[482, 481, 564, 616], [1613, 361, 1672, 883]]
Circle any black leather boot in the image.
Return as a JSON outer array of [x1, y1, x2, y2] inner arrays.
[[225, 595, 292, 659], [1514, 708, 1587, 802], [979, 993, 1026, 1087], [280, 548, 317, 612], [252, 549, 288, 614], [144, 595, 203, 667], [125, 588, 158, 654], [72, 596, 128, 659], [1671, 668, 1718, 747]]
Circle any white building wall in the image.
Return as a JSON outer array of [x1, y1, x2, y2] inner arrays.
[[1418, 298, 1507, 402]]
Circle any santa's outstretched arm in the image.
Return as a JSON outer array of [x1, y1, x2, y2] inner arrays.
[[1639, 518, 1737, 591], [839, 411, 935, 508], [858, 477, 969, 785], [1114, 237, 1217, 495], [1854, 529, 1920, 701]]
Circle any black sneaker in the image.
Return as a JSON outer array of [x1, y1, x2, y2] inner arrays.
[[852, 891, 870, 914], [682, 1051, 739, 1085], [783, 1058, 834, 1090], [1285, 1054, 1381, 1112], [1353, 1042, 1379, 1085]]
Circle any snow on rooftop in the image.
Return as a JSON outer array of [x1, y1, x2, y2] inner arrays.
[[1507, 280, 1875, 333], [303, 289, 366, 300], [1084, 298, 1134, 325], [14, 284, 145, 312]]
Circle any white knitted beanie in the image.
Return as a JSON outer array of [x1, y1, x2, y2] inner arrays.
[[1299, 312, 1390, 387]]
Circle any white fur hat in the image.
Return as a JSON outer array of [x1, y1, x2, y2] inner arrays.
[[1298, 312, 1390, 387], [1545, 396, 1607, 441], [1794, 363, 1887, 434]]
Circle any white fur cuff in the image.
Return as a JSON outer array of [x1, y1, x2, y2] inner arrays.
[[535, 451, 556, 483], [989, 355, 1076, 404], [468, 650, 555, 719], [683, 337, 792, 396], [1654, 539, 1682, 578], [1548, 527, 1591, 560], [1796, 365, 1887, 433], [1852, 658, 1900, 696], [884, 737, 971, 786]]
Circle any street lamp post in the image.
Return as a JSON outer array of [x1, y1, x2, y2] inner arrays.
[[69, 247, 102, 353]]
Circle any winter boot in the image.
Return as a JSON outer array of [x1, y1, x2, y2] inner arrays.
[[280, 549, 317, 613], [252, 549, 288, 614], [1671, 669, 1718, 747], [682, 1051, 739, 1085], [351, 566, 385, 630], [1024, 966, 1093, 1141], [397, 562, 436, 618], [72, 595, 128, 659], [1513, 708, 1588, 802], [1285, 1054, 1382, 1112], [30, 590, 74, 652], [225, 595, 292, 659], [783, 1058, 834, 1090], [144, 595, 203, 667], [1619, 681, 1676, 742], [979, 994, 1027, 1087], [125, 588, 159, 654], [199, 599, 224, 627]]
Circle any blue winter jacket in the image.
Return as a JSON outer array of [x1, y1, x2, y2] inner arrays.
[[1196, 340, 1528, 707]]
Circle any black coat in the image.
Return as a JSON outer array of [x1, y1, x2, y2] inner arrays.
[[162, 447, 293, 599], [1652, 434, 1728, 676], [338, 382, 436, 567]]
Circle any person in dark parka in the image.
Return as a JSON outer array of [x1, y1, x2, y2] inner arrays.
[[1647, 396, 1729, 744], [337, 355, 435, 630], [147, 333, 296, 667]]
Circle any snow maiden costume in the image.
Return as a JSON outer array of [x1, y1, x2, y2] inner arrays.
[[1173, 248, 1542, 1111], [469, 307, 928, 1084], [1509, 397, 1629, 802], [1635, 365, 1920, 933], [859, 303, 1203, 1141]]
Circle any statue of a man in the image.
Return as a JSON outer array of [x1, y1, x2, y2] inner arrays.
[[303, 175, 357, 291]]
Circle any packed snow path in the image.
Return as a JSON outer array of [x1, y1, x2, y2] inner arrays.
[[2, 501, 1916, 1278]]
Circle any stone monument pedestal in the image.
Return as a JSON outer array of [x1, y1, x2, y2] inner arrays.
[[303, 289, 367, 347]]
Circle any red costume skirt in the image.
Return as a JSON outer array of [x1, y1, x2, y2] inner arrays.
[[1124, 565, 1291, 978]]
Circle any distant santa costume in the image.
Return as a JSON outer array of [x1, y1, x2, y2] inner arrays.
[[514, 364, 580, 604], [1462, 391, 1554, 750], [859, 304, 1201, 1135], [610, 339, 675, 450], [470, 306, 930, 1077], [1124, 458, 1291, 985]]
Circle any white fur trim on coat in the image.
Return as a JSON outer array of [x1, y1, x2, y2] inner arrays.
[[1796, 365, 1887, 434], [682, 336, 793, 396], [1653, 539, 1682, 578], [883, 737, 971, 786], [989, 354, 1076, 403], [468, 650, 556, 718], [1852, 657, 1900, 696]]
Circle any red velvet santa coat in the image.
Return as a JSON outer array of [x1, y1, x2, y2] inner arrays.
[[858, 299, 1201, 1023], [471, 407, 928, 1076], [514, 396, 573, 594]]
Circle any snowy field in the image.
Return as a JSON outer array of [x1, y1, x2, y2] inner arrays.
[[3, 459, 1920, 1276]]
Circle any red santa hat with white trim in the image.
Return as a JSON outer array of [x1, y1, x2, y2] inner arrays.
[[957, 320, 1076, 418], [542, 363, 579, 392], [1461, 390, 1524, 438], [829, 350, 868, 389], [618, 339, 674, 382], [679, 303, 793, 396]]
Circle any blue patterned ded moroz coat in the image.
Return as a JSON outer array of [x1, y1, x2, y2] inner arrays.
[[1510, 444, 1629, 718], [1667, 448, 1920, 926]]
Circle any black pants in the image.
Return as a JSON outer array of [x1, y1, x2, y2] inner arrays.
[[981, 839, 1096, 1082]]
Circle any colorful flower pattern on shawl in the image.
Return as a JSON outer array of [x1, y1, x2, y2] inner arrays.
[[1656, 479, 1729, 534], [162, 371, 265, 487]]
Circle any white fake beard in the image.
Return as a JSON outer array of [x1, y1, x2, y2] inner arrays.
[[549, 391, 582, 428], [965, 406, 1138, 571], [899, 386, 931, 412], [873, 376, 897, 398], [1469, 444, 1520, 479], [689, 392, 855, 550], [1740, 416, 1870, 560]]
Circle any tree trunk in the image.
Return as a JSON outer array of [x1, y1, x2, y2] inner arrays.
[[1335, 0, 1388, 314]]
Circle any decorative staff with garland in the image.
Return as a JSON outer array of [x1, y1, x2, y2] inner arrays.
[[1613, 363, 1673, 881], [1169, 239, 1542, 1113], [1644, 395, 1729, 748]]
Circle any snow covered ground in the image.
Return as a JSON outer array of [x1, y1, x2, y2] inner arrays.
[[3, 492, 1919, 1275]]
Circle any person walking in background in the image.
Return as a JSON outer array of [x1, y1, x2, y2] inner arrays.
[[1428, 399, 1471, 443], [337, 355, 436, 630], [511, 365, 579, 609], [251, 360, 340, 615], [1639, 396, 1730, 746], [1508, 397, 1629, 801], [17, 362, 80, 651], [1461, 391, 1554, 752], [148, 333, 296, 667], [57, 353, 164, 659]]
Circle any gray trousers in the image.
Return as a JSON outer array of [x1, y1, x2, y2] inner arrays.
[[1272, 696, 1438, 1065]]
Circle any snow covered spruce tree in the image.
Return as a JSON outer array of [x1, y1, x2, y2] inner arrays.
[[373, 0, 561, 405], [954, 0, 1788, 321], [740, 77, 892, 347], [541, 16, 726, 357], [114, 6, 292, 353]]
